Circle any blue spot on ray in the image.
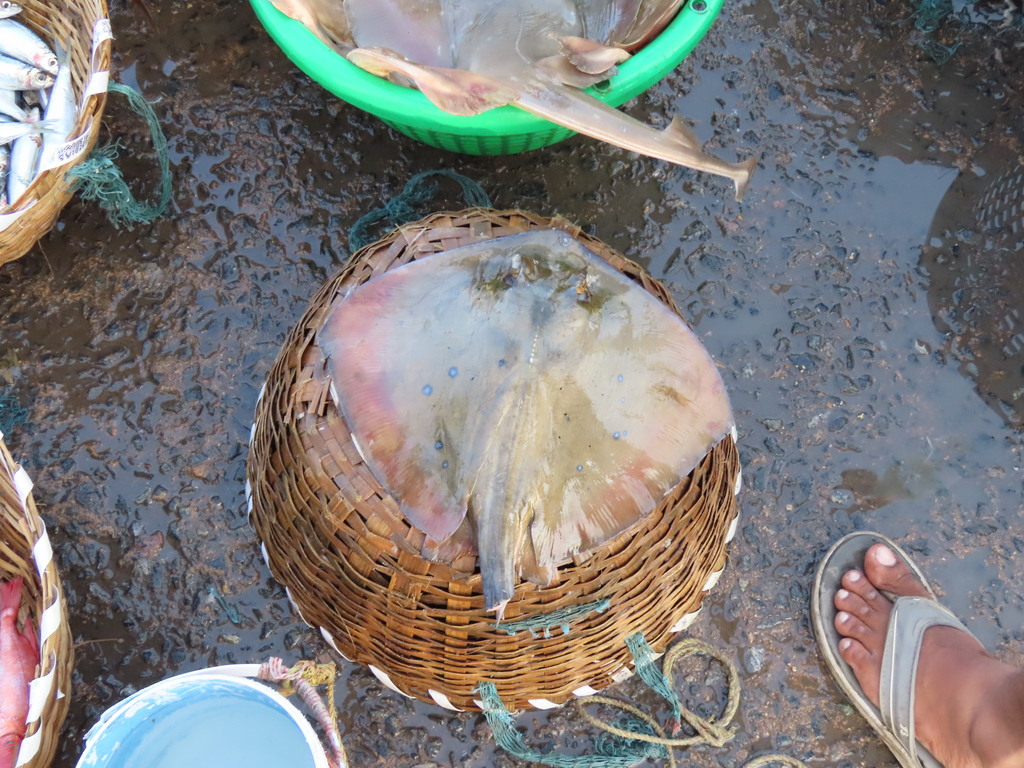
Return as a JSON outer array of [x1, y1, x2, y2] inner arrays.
[[448, 367, 458, 378], [422, 384, 433, 396], [435, 440, 444, 450]]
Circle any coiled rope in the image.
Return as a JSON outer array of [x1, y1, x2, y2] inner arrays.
[[66, 82, 173, 230], [481, 636, 809, 768]]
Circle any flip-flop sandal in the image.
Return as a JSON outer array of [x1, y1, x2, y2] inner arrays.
[[811, 530, 979, 768]]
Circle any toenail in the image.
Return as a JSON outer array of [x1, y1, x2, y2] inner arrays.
[[837, 589, 849, 600], [839, 638, 852, 651], [836, 611, 849, 624], [874, 545, 897, 567], [847, 571, 862, 582]]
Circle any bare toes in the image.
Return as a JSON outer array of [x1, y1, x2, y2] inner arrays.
[[837, 636, 881, 704], [862, 543, 932, 599], [834, 587, 880, 627], [834, 610, 876, 648]]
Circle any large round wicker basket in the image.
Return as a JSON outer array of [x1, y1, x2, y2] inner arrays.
[[247, 209, 742, 712], [0, 0, 111, 266], [0, 433, 74, 768]]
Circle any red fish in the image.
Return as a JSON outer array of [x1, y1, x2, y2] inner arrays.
[[0, 578, 38, 768]]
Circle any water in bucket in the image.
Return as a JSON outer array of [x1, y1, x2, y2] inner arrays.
[[76, 671, 329, 768]]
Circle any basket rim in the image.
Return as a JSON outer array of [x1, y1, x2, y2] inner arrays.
[[0, 432, 74, 768], [247, 208, 742, 711], [0, 0, 112, 266], [250, 0, 724, 137]]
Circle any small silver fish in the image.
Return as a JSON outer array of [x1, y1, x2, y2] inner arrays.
[[0, 53, 52, 90], [7, 104, 40, 203], [42, 42, 74, 153], [0, 0, 21, 19], [0, 143, 10, 194], [0, 19, 57, 74], [0, 87, 27, 120], [0, 113, 48, 144]]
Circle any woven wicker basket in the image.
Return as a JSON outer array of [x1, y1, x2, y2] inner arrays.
[[0, 433, 74, 768], [0, 0, 111, 266], [247, 208, 742, 712]]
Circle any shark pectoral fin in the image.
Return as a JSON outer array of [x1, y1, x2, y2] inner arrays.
[[665, 115, 702, 151], [347, 47, 517, 116], [535, 55, 615, 89], [557, 35, 631, 75]]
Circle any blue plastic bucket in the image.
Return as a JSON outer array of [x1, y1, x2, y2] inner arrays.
[[75, 667, 330, 768]]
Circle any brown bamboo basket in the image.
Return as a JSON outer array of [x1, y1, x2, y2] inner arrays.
[[247, 208, 742, 712], [0, 0, 111, 266], [0, 433, 74, 768]]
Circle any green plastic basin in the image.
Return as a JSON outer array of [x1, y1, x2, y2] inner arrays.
[[250, 0, 725, 155]]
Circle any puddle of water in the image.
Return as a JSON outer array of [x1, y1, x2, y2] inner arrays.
[[0, 0, 1021, 766]]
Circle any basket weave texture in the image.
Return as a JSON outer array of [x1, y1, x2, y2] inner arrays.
[[0, 0, 111, 266], [0, 435, 74, 768], [247, 209, 741, 712]]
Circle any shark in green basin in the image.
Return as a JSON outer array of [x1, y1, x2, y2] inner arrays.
[[270, 0, 757, 200]]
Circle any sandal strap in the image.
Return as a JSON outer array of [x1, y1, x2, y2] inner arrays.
[[879, 595, 974, 768]]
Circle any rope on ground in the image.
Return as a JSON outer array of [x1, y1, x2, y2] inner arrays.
[[0, 391, 27, 435], [578, 637, 739, 754], [477, 681, 664, 767], [258, 657, 349, 768], [481, 633, 811, 768], [909, 0, 964, 64], [348, 170, 492, 251], [740, 754, 813, 767], [66, 82, 173, 230]]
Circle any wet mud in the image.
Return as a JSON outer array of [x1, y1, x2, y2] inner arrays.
[[0, 0, 1022, 766]]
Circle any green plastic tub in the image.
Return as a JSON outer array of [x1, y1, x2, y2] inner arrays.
[[250, 0, 725, 155]]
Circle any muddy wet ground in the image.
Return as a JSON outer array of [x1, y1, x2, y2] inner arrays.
[[1, 0, 1023, 766]]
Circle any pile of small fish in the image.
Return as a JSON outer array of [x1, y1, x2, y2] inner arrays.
[[0, 3, 76, 209], [0, 577, 38, 768]]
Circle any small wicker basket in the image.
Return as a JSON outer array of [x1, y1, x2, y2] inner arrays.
[[0, 0, 111, 266], [247, 209, 741, 712], [0, 433, 74, 768]]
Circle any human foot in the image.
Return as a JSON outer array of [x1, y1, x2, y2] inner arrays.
[[834, 541, 1024, 768]]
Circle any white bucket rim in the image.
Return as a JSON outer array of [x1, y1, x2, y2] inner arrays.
[[77, 667, 329, 768]]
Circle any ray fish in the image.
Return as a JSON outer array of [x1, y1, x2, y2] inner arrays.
[[317, 229, 735, 617]]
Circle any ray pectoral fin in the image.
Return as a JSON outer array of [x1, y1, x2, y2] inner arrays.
[[347, 47, 518, 116]]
